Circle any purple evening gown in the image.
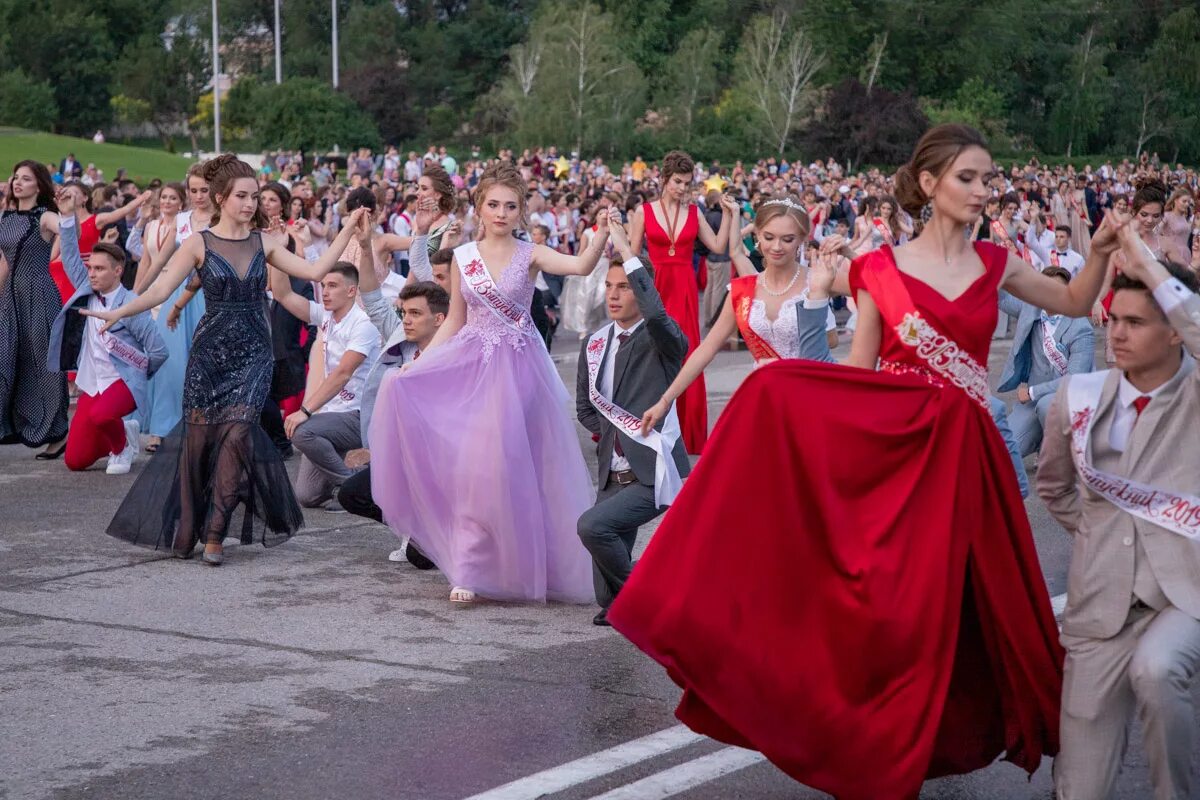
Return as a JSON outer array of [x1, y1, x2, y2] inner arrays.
[[369, 239, 594, 602]]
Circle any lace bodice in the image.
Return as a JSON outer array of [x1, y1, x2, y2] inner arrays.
[[748, 294, 805, 360], [459, 239, 536, 361]]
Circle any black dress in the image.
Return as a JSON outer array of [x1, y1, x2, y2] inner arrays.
[[0, 207, 69, 446], [107, 231, 303, 552]]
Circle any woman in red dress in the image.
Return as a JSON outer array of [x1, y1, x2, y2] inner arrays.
[[629, 151, 733, 454], [48, 182, 151, 301], [609, 125, 1127, 799]]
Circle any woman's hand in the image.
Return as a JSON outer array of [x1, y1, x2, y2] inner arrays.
[[720, 194, 740, 216], [292, 218, 314, 248], [56, 187, 76, 216], [639, 398, 668, 437], [413, 198, 438, 234], [78, 306, 125, 335], [166, 305, 182, 331]]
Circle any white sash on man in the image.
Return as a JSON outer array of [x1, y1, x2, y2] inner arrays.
[[585, 324, 683, 508], [1067, 370, 1200, 539], [1039, 312, 1070, 375], [454, 241, 537, 337], [98, 329, 150, 371]]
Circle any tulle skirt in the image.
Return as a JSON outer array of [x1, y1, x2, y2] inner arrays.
[[106, 419, 303, 553], [559, 263, 608, 336], [369, 330, 594, 603]]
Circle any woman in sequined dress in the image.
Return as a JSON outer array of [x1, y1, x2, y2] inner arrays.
[[84, 155, 370, 565]]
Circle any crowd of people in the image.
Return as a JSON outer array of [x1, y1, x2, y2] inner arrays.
[[3, 124, 1200, 798]]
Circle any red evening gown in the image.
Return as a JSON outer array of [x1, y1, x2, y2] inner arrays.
[[644, 203, 706, 454], [609, 243, 1063, 799], [49, 215, 100, 302]]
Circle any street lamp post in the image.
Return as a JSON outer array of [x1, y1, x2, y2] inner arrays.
[[331, 0, 339, 89], [212, 0, 221, 153], [274, 0, 282, 84]]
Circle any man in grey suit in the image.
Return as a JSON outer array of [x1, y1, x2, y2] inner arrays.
[[997, 266, 1096, 457], [50, 192, 167, 474], [1038, 230, 1200, 800], [576, 212, 690, 627]]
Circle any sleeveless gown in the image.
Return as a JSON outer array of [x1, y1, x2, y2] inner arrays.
[[644, 203, 706, 454], [145, 211, 208, 438], [0, 207, 68, 447], [609, 244, 1063, 799], [370, 240, 594, 603], [107, 231, 302, 551]]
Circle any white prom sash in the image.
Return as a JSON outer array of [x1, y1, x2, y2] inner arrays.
[[99, 329, 150, 371], [1067, 370, 1200, 540], [1039, 314, 1070, 375], [454, 241, 537, 337], [586, 324, 683, 508]]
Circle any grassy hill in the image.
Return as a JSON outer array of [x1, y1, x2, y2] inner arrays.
[[0, 128, 195, 184]]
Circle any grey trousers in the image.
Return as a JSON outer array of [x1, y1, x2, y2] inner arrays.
[[1057, 605, 1200, 800], [577, 478, 661, 608], [1010, 393, 1055, 458], [293, 410, 361, 508]]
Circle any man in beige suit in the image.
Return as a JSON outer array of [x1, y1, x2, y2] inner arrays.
[[1038, 221, 1200, 800]]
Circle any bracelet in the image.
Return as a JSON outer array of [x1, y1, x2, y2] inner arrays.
[[300, 406, 313, 418], [173, 304, 185, 313]]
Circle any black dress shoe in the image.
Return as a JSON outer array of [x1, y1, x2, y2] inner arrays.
[[593, 608, 611, 627], [35, 440, 68, 460], [406, 542, 436, 571]]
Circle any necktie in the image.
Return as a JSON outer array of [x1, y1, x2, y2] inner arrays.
[[613, 330, 632, 457], [1133, 395, 1151, 418], [99, 295, 107, 307], [414, 348, 421, 360]]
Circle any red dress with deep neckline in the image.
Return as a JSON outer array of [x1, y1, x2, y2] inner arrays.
[[609, 242, 1063, 799], [644, 201, 706, 454]]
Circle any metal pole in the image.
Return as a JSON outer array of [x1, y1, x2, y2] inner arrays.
[[331, 0, 339, 89], [274, 0, 282, 84], [212, 0, 221, 153]]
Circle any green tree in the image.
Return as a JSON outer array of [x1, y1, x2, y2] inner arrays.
[[231, 78, 381, 152], [113, 25, 211, 152], [1047, 24, 1112, 157], [0, 69, 60, 130], [734, 9, 826, 156], [655, 27, 723, 145]]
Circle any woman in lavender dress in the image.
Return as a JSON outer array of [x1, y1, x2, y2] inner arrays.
[[370, 163, 611, 605]]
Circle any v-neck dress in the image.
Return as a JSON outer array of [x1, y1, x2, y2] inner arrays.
[[108, 230, 302, 553], [370, 239, 594, 603], [610, 242, 1064, 798]]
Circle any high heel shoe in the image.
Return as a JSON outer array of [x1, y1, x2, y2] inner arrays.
[[35, 440, 67, 460], [201, 550, 224, 566]]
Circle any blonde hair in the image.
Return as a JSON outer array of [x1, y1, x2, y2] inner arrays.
[[472, 162, 528, 233], [754, 193, 812, 240]]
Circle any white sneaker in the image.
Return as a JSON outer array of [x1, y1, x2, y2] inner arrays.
[[105, 419, 140, 475], [388, 536, 411, 562]]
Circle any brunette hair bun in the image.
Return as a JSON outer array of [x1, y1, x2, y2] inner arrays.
[[893, 124, 989, 216], [893, 165, 925, 216], [1132, 177, 1167, 212]]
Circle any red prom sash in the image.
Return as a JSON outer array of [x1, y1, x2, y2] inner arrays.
[[860, 249, 991, 410], [1068, 370, 1200, 539], [730, 275, 782, 362], [585, 324, 683, 507], [872, 217, 894, 244], [1039, 313, 1070, 375], [454, 241, 537, 338], [991, 219, 1032, 264]]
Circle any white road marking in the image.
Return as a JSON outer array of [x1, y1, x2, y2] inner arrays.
[[462, 726, 705, 800], [583, 748, 766, 800], [1052, 592, 1068, 620]]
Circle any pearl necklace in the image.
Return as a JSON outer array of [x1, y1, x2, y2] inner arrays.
[[760, 265, 802, 297]]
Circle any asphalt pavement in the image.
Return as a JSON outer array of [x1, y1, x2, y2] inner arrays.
[[0, 330, 1188, 800]]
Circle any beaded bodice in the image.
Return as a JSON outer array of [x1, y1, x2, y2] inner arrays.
[[459, 239, 537, 361]]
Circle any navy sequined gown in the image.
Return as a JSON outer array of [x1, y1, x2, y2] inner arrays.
[[108, 231, 302, 552]]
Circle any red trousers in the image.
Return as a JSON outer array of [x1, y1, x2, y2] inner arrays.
[[65, 380, 136, 471]]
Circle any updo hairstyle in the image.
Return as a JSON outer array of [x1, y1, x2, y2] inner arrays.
[[892, 124, 989, 216], [202, 154, 256, 224], [753, 193, 812, 240]]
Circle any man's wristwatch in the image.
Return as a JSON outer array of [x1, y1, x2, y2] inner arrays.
[[300, 406, 313, 418]]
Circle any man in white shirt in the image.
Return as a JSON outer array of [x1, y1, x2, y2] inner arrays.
[[1026, 223, 1085, 277], [404, 151, 422, 183], [273, 262, 381, 511]]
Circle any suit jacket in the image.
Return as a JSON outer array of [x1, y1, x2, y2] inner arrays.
[[796, 303, 837, 363], [576, 262, 690, 490], [358, 287, 411, 446], [1038, 289, 1200, 638], [996, 291, 1094, 399], [48, 218, 167, 422]]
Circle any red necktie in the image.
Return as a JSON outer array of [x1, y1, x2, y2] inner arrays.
[[1133, 395, 1151, 418]]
